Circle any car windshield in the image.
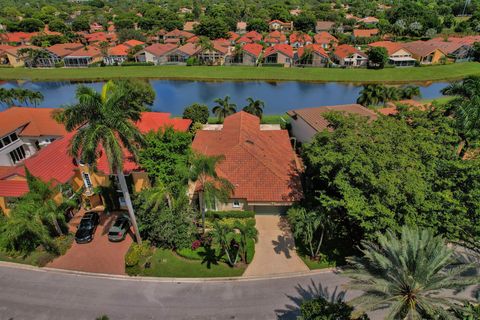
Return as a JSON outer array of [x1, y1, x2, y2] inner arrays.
[[114, 219, 126, 228], [79, 220, 93, 228], [108, 231, 120, 236]]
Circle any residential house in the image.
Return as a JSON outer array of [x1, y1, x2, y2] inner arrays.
[[287, 104, 378, 143], [0, 107, 67, 166], [425, 37, 480, 62], [104, 40, 146, 65], [227, 43, 263, 65], [315, 21, 335, 33], [314, 32, 338, 49], [296, 44, 329, 67], [197, 40, 230, 65], [0, 32, 37, 46], [263, 44, 294, 67], [136, 43, 177, 65], [39, 43, 84, 67], [359, 17, 379, 25], [369, 41, 416, 67], [1, 45, 40, 67], [83, 32, 117, 45], [90, 22, 104, 32], [191, 111, 302, 214], [264, 30, 287, 46], [269, 20, 294, 32], [162, 43, 201, 65], [236, 31, 262, 45], [0, 45, 12, 65], [227, 32, 240, 44], [163, 29, 195, 44], [236, 21, 247, 34], [403, 41, 447, 64], [353, 29, 379, 38], [0, 112, 191, 215], [289, 32, 313, 48], [333, 44, 368, 67], [290, 8, 302, 16], [183, 21, 199, 32], [64, 46, 103, 67]]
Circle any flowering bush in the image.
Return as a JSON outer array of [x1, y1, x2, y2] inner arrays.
[[191, 240, 201, 250]]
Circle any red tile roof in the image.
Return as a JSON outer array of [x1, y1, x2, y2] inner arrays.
[[265, 31, 287, 44], [334, 44, 366, 59], [264, 44, 294, 58], [186, 36, 199, 43], [369, 41, 406, 55], [242, 43, 263, 58], [66, 46, 102, 58], [297, 44, 328, 58], [403, 41, 446, 57], [144, 43, 177, 57], [108, 44, 130, 56], [2, 32, 37, 43], [0, 107, 67, 138], [177, 42, 201, 56], [123, 39, 145, 48], [289, 32, 312, 44], [228, 31, 239, 41], [47, 43, 84, 57], [243, 31, 262, 42], [314, 32, 338, 45], [0, 180, 29, 197], [353, 29, 379, 38], [192, 112, 302, 203], [164, 29, 195, 39]]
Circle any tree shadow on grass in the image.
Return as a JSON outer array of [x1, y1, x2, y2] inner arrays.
[[275, 279, 347, 320], [198, 246, 219, 269]]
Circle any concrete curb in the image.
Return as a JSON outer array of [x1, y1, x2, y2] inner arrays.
[[0, 261, 340, 283]]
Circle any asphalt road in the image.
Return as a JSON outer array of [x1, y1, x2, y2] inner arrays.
[[0, 264, 359, 320]]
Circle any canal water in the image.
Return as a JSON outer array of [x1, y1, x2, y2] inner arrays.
[[0, 80, 449, 115]]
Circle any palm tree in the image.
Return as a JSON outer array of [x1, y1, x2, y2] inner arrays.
[[356, 84, 387, 107], [54, 80, 152, 244], [384, 86, 400, 104], [400, 85, 421, 99], [234, 219, 257, 264], [27, 90, 44, 107], [190, 153, 234, 233], [17, 48, 50, 68], [211, 221, 239, 267], [0, 88, 14, 107], [345, 226, 479, 319], [144, 181, 173, 211], [212, 96, 237, 122], [243, 97, 265, 119]]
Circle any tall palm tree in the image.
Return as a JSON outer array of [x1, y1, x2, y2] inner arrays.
[[55, 80, 152, 244], [242, 97, 265, 119], [190, 153, 234, 233], [345, 226, 479, 319], [212, 96, 237, 122], [400, 85, 421, 100], [356, 84, 387, 107], [234, 219, 257, 264], [144, 181, 173, 211], [211, 221, 239, 267], [384, 86, 400, 104]]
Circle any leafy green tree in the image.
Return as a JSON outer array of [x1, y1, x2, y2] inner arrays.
[[117, 29, 147, 43], [17, 48, 50, 67], [138, 127, 192, 193], [212, 96, 237, 121], [71, 17, 90, 32], [288, 207, 331, 260], [234, 219, 257, 264], [242, 97, 265, 119], [367, 46, 389, 69], [472, 42, 480, 62], [115, 19, 134, 30], [183, 103, 210, 124], [246, 18, 268, 32], [48, 20, 69, 33], [194, 16, 229, 39], [356, 84, 387, 106], [18, 18, 44, 32], [294, 12, 316, 33], [300, 297, 369, 320], [190, 153, 234, 233], [345, 226, 479, 319], [55, 80, 154, 244]]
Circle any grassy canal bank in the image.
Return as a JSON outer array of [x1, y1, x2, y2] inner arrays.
[[1, 63, 480, 83]]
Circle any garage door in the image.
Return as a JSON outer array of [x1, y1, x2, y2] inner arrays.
[[254, 206, 289, 215]]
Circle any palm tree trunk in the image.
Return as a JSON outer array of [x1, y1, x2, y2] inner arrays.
[[314, 228, 325, 259], [117, 169, 142, 244], [199, 190, 205, 234], [52, 218, 63, 236]]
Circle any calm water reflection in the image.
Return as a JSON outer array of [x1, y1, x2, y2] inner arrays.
[[0, 80, 448, 115]]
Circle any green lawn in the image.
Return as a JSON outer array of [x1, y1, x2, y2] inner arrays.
[[299, 254, 336, 270], [1, 63, 480, 83], [139, 248, 246, 278]]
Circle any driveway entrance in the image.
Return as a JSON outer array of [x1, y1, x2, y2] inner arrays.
[[243, 215, 308, 277], [47, 210, 133, 275]]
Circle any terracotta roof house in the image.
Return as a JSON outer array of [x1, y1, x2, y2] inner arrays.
[[263, 44, 294, 67], [424, 37, 475, 62], [403, 41, 447, 64], [64, 46, 103, 67], [236, 21, 247, 34], [0, 44, 13, 65], [353, 29, 379, 38], [236, 30, 262, 45], [315, 21, 335, 33], [0, 107, 67, 167], [162, 43, 201, 65], [314, 31, 338, 49], [333, 44, 368, 67], [197, 40, 231, 65], [227, 43, 263, 66], [163, 29, 195, 44], [228, 31, 240, 43], [1, 32, 37, 45], [269, 20, 294, 32], [289, 32, 313, 48], [137, 43, 177, 65], [183, 21, 199, 32], [90, 22, 104, 32], [103, 44, 130, 65], [191, 112, 302, 214], [287, 104, 378, 143], [359, 16, 379, 24], [1, 45, 40, 67], [123, 39, 145, 48], [264, 30, 287, 46], [369, 41, 416, 67], [0, 112, 191, 214], [83, 32, 117, 45], [296, 44, 330, 67]]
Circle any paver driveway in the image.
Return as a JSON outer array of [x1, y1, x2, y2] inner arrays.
[[47, 210, 133, 275], [244, 215, 308, 276]]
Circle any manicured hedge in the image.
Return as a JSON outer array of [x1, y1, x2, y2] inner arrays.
[[205, 210, 255, 219]]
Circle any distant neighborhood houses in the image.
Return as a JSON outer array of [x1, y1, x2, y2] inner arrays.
[[1, 19, 480, 69]]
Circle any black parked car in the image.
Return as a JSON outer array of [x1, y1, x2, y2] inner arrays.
[[75, 212, 100, 244]]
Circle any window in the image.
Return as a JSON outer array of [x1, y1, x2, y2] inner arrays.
[[1, 132, 19, 149], [233, 200, 240, 208], [9, 145, 26, 164], [82, 172, 93, 191]]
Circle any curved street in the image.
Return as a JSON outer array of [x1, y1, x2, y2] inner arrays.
[[0, 264, 359, 320]]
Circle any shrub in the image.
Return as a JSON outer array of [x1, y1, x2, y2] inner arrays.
[[121, 62, 154, 67], [182, 103, 209, 124], [205, 210, 255, 219], [125, 242, 151, 267], [300, 297, 370, 320]]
